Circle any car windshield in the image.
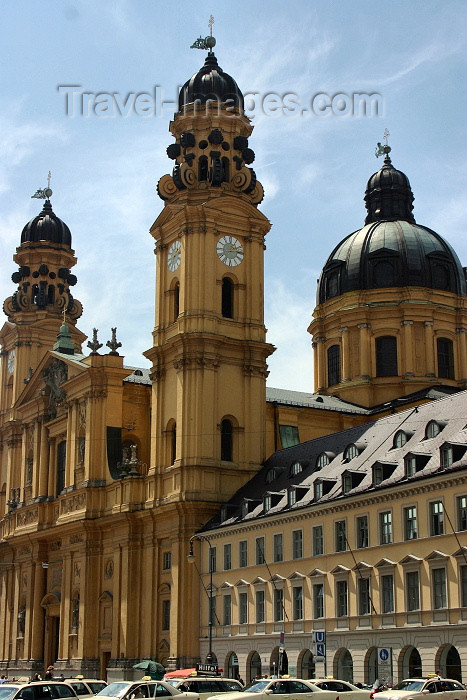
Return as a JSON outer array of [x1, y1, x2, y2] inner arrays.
[[392, 682, 425, 692], [97, 684, 132, 698], [88, 685, 107, 695], [0, 688, 20, 700], [165, 683, 179, 688], [243, 682, 269, 693]]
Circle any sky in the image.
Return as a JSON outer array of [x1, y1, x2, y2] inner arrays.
[[0, 0, 466, 391]]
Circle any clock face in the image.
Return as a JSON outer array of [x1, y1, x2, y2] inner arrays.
[[216, 235, 244, 267], [167, 240, 181, 272], [7, 349, 15, 374]]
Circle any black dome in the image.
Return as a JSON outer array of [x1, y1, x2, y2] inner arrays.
[[178, 52, 244, 112], [364, 155, 415, 224], [318, 156, 466, 303], [21, 200, 72, 246]]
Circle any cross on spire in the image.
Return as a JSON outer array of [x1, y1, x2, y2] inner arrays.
[[190, 16, 216, 50], [375, 129, 392, 159]]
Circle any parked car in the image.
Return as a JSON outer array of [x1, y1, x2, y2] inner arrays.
[[64, 679, 107, 699], [168, 678, 243, 700], [376, 679, 467, 700], [208, 678, 339, 700], [0, 682, 79, 700], [96, 681, 200, 700], [311, 680, 372, 700]]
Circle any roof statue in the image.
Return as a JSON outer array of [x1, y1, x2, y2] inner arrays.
[[375, 128, 391, 159]]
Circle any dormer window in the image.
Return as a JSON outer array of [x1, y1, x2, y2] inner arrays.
[[265, 468, 279, 484], [241, 501, 248, 518], [425, 420, 444, 439], [290, 461, 303, 477], [288, 488, 297, 507], [372, 461, 397, 487], [342, 470, 365, 494], [439, 442, 467, 468], [314, 478, 336, 501], [263, 494, 271, 513], [316, 452, 334, 469], [343, 444, 359, 462], [404, 452, 431, 478], [393, 430, 409, 448]]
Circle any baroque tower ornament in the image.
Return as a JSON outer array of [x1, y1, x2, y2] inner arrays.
[[190, 15, 216, 50]]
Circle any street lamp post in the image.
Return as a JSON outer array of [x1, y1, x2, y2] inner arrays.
[[187, 534, 215, 665]]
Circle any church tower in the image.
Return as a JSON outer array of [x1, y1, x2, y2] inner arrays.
[[309, 142, 467, 408], [145, 42, 273, 514], [0, 187, 85, 412]]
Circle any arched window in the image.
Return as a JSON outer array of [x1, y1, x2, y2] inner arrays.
[[437, 337, 454, 379], [199, 156, 208, 181], [393, 430, 408, 448], [327, 345, 341, 386], [221, 419, 233, 461], [171, 422, 176, 465], [173, 283, 180, 321], [316, 453, 330, 469], [57, 440, 66, 496], [222, 278, 234, 318], [343, 444, 358, 462], [376, 336, 398, 377]]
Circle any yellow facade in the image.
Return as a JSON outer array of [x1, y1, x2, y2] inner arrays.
[[0, 47, 465, 685]]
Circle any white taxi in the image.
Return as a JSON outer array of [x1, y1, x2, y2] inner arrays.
[[95, 681, 200, 700], [376, 679, 467, 700], [311, 680, 371, 700], [208, 678, 340, 700]]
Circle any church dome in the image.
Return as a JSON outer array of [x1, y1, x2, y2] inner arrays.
[[178, 52, 244, 112], [21, 200, 72, 247], [317, 155, 466, 304]]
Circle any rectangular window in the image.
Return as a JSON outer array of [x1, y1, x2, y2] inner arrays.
[[405, 455, 417, 477], [274, 588, 284, 622], [336, 580, 348, 617], [382, 574, 394, 613], [239, 591, 248, 624], [279, 425, 300, 448], [255, 537, 265, 565], [209, 546, 217, 573], [432, 568, 447, 609], [404, 506, 418, 540], [223, 595, 232, 626], [430, 501, 444, 536], [292, 530, 303, 559], [440, 446, 453, 467], [313, 583, 324, 619], [223, 544, 232, 571], [239, 540, 248, 568], [163, 552, 171, 570], [380, 511, 393, 544], [162, 600, 170, 630], [273, 533, 283, 563], [293, 586, 303, 620], [335, 520, 347, 552], [461, 565, 467, 608], [356, 515, 369, 548], [256, 590, 265, 623], [458, 496, 467, 531], [406, 571, 420, 611], [373, 466, 383, 486], [359, 578, 370, 615], [313, 525, 324, 556]]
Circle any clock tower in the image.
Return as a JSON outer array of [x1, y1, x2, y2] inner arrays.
[[145, 44, 274, 537]]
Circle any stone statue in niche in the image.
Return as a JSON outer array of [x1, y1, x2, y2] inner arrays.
[[42, 359, 68, 420], [18, 607, 26, 635]]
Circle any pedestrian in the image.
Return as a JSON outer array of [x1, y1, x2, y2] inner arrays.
[[44, 667, 54, 681], [32, 674, 42, 682], [0, 675, 6, 684]]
